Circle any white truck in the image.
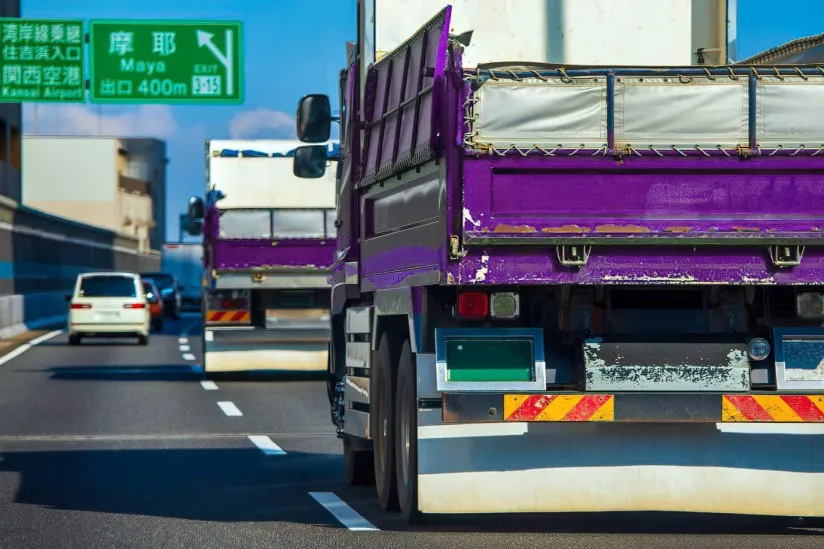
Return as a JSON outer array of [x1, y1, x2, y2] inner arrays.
[[161, 242, 203, 312], [185, 139, 338, 375]]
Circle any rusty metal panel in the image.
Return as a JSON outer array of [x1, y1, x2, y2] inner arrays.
[[583, 339, 751, 392]]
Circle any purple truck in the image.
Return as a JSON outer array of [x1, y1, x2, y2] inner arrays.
[[291, 5, 824, 523], [186, 139, 338, 375]]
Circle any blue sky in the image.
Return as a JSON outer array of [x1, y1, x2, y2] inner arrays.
[[20, 0, 824, 241]]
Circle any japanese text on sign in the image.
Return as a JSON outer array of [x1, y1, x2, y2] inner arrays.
[[0, 19, 85, 102]]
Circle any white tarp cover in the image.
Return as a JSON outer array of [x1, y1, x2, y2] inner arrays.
[[272, 210, 325, 239], [473, 78, 607, 150], [468, 73, 824, 152], [756, 78, 824, 148], [218, 209, 271, 239], [614, 77, 748, 149]]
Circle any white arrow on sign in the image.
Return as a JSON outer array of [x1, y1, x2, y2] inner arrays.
[[196, 29, 234, 95]]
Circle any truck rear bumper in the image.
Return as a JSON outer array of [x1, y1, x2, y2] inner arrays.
[[441, 392, 824, 423], [415, 353, 824, 517], [203, 326, 329, 372]]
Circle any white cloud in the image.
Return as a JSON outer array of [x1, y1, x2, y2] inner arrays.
[[228, 108, 295, 139], [22, 104, 178, 139]]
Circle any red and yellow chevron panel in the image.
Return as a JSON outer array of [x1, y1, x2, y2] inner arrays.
[[722, 395, 824, 422], [206, 310, 250, 323], [504, 394, 614, 422]]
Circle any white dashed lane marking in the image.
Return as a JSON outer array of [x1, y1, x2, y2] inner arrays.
[[248, 435, 286, 455], [179, 345, 191, 352], [217, 401, 243, 417], [182, 353, 196, 361], [200, 380, 218, 390], [309, 492, 378, 531]]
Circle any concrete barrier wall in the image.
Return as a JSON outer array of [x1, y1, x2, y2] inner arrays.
[[0, 195, 161, 338]]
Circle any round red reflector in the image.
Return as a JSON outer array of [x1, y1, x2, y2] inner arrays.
[[457, 292, 489, 319]]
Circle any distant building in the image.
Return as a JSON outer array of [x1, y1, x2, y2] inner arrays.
[[0, 0, 22, 203], [21, 136, 168, 252]]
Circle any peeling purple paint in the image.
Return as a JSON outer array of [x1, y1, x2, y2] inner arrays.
[[462, 155, 824, 240], [455, 246, 824, 286]]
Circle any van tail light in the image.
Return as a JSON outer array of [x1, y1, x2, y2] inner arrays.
[[70, 303, 92, 309], [457, 291, 489, 319], [124, 303, 146, 309]]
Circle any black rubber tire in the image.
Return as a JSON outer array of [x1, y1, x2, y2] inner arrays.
[[371, 330, 400, 512], [395, 338, 424, 524], [68, 334, 81, 346], [138, 334, 149, 346], [344, 436, 375, 486]]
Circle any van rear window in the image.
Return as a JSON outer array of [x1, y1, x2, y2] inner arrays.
[[79, 276, 137, 297]]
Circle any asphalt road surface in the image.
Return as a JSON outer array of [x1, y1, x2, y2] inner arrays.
[[0, 314, 821, 548]]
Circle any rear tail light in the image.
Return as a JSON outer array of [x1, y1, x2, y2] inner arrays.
[[124, 303, 146, 309], [797, 292, 824, 319], [70, 303, 91, 309], [457, 292, 489, 319], [490, 292, 520, 319]]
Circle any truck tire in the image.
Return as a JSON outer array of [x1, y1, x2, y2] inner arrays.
[[343, 436, 375, 486], [371, 330, 400, 511], [395, 338, 423, 523]]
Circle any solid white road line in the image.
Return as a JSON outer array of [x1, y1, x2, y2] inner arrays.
[[0, 330, 63, 367], [309, 492, 378, 531], [200, 380, 218, 390], [217, 401, 243, 416], [248, 435, 286, 456], [179, 344, 191, 352], [182, 353, 196, 361]]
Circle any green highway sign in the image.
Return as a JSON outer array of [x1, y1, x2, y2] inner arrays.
[[0, 18, 85, 102], [89, 20, 243, 104]]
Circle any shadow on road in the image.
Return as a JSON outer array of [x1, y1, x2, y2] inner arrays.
[[19, 365, 327, 383], [0, 447, 346, 525]]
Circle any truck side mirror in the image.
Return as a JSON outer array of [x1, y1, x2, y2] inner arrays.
[[293, 145, 329, 178], [296, 94, 332, 143], [186, 196, 204, 236]]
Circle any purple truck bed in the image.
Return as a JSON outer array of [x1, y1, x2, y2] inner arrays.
[[203, 206, 335, 273], [342, 6, 824, 291]]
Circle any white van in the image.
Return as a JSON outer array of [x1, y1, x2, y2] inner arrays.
[[66, 272, 151, 346]]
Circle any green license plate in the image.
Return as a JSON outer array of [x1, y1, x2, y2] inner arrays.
[[445, 338, 534, 382]]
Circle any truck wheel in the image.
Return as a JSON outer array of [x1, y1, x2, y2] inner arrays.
[[395, 338, 423, 523], [344, 436, 375, 486], [371, 330, 400, 511], [68, 334, 81, 346]]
